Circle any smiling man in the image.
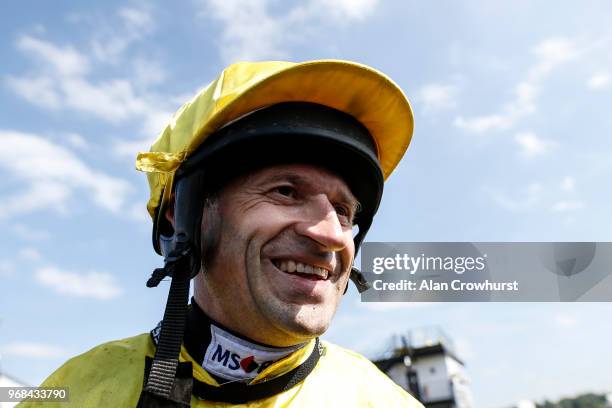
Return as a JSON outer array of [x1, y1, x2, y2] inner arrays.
[[22, 60, 422, 407], [192, 164, 358, 347]]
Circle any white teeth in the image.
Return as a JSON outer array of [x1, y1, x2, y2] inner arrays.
[[275, 260, 329, 279], [315, 267, 329, 279]]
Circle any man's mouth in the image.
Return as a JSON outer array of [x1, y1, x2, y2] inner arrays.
[[272, 259, 330, 280]]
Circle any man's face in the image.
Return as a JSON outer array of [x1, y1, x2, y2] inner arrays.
[[195, 164, 358, 346]]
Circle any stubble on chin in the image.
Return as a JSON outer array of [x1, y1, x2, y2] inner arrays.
[[257, 285, 341, 341]]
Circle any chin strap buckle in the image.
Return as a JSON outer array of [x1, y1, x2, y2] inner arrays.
[[146, 245, 193, 288], [345, 266, 370, 294], [146, 267, 170, 288]]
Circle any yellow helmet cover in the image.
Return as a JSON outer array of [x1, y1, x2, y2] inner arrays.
[[136, 60, 414, 232]]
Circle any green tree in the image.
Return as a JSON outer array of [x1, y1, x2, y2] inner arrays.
[[535, 393, 609, 408]]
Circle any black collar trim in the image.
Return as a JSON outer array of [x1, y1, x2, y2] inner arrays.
[[142, 338, 323, 404]]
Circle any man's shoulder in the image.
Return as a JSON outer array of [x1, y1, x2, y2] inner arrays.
[[319, 340, 396, 379], [20, 333, 153, 407], [47, 332, 153, 379], [316, 340, 424, 407], [319, 340, 381, 370]]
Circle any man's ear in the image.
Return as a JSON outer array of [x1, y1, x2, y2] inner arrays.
[[164, 195, 176, 228]]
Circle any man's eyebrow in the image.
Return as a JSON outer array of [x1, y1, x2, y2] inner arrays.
[[263, 172, 361, 213], [262, 173, 306, 186]]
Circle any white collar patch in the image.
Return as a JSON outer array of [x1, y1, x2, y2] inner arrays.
[[202, 325, 304, 382]]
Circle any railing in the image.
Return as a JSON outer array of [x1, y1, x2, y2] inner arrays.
[[376, 326, 458, 360]]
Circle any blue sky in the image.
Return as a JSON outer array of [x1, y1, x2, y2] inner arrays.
[[1, 1, 612, 407]]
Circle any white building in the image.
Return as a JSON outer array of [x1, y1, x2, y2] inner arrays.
[[374, 327, 473, 408], [0, 373, 28, 408]]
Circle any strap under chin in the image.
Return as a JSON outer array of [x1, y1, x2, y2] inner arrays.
[[141, 244, 193, 404], [346, 217, 372, 294], [350, 267, 370, 293], [138, 339, 323, 406]]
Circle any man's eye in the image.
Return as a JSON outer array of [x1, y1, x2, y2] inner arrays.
[[334, 205, 353, 224], [334, 205, 348, 216], [273, 185, 297, 198]]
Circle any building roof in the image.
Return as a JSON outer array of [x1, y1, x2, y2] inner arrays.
[[373, 342, 465, 368], [0, 373, 28, 387]]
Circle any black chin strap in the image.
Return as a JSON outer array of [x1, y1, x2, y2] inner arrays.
[[347, 217, 373, 294], [139, 244, 194, 406], [139, 242, 326, 407]]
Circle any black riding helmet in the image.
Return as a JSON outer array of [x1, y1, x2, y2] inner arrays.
[[155, 102, 383, 292]]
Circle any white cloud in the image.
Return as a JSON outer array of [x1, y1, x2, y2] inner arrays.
[[31, 23, 46, 36], [64, 132, 88, 150], [18, 247, 42, 262], [419, 83, 458, 113], [141, 109, 174, 137], [35, 266, 122, 300], [532, 38, 577, 66], [487, 182, 542, 212], [8, 36, 152, 124], [199, 0, 379, 63], [202, 0, 288, 62], [454, 114, 512, 133], [16, 35, 90, 76], [60, 77, 148, 123], [0, 130, 132, 218], [488, 179, 586, 214], [6, 75, 61, 109], [587, 73, 611, 90], [552, 200, 586, 212], [118, 7, 154, 28], [12, 224, 50, 241], [2, 342, 68, 359], [112, 107, 173, 158], [91, 6, 155, 64], [513, 81, 537, 115], [455, 37, 578, 134], [131, 58, 166, 87], [5, 7, 201, 164], [514, 131, 557, 157], [7, 7, 172, 145], [0, 182, 71, 218], [311, 0, 377, 20], [113, 137, 155, 159], [561, 176, 575, 191]]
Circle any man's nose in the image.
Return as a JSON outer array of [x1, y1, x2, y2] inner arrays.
[[294, 195, 347, 252]]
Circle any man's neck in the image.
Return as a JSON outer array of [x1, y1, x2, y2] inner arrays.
[[184, 299, 307, 383]]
